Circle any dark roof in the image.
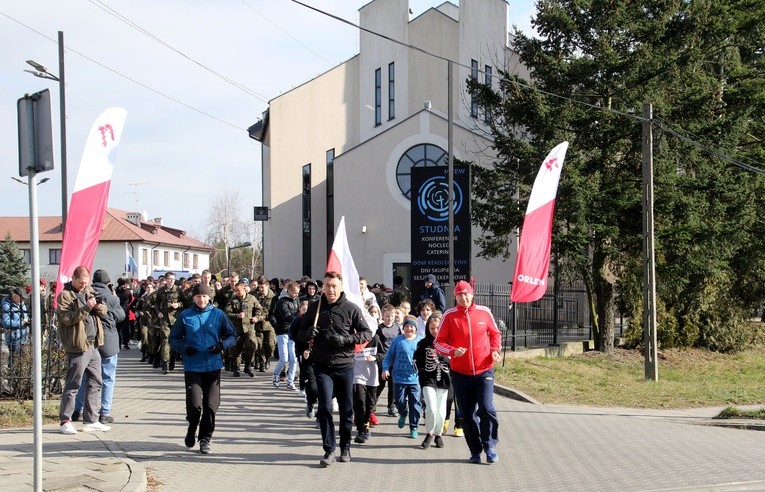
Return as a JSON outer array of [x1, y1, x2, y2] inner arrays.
[[248, 109, 269, 142]]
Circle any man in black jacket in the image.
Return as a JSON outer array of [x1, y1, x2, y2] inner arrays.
[[298, 271, 372, 467]]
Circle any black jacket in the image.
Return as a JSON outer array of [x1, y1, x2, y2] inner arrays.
[[298, 292, 372, 368], [413, 331, 450, 389], [92, 282, 126, 358], [274, 294, 299, 336]]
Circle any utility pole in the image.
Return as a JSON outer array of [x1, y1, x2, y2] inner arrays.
[[642, 102, 659, 381], [446, 60, 455, 307]]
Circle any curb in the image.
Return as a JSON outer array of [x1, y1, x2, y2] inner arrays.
[[494, 382, 540, 405], [121, 458, 148, 492]]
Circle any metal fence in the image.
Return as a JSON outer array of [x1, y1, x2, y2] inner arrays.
[[1, 308, 66, 400], [473, 282, 625, 350]]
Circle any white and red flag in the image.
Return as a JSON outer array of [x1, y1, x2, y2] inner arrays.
[[326, 216, 378, 331], [54, 108, 128, 302], [510, 141, 569, 303]]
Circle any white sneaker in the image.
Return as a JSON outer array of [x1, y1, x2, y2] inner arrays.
[[332, 398, 339, 413], [83, 421, 111, 432], [60, 422, 77, 435], [298, 390, 306, 397]]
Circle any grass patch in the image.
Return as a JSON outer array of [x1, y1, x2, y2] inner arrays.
[[715, 406, 765, 420], [0, 400, 60, 429], [495, 348, 765, 408]]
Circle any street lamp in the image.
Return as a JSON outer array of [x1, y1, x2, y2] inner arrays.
[[24, 31, 67, 233], [227, 241, 252, 277]]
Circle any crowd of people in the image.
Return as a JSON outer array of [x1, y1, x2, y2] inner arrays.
[[3, 264, 501, 465]]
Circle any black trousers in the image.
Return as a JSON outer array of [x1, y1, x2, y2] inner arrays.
[[184, 370, 221, 441]]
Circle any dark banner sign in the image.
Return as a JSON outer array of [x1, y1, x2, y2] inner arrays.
[[410, 164, 470, 303]]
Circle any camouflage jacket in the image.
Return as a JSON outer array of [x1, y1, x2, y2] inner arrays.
[[224, 293, 262, 329]]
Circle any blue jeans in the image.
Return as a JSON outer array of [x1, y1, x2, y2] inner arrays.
[[394, 382, 422, 429], [451, 369, 499, 456], [272, 334, 297, 384], [314, 363, 354, 454], [75, 354, 118, 415]]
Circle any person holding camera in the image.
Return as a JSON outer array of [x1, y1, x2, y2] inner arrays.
[[2, 287, 30, 366], [72, 269, 125, 425], [57, 266, 110, 435], [170, 283, 236, 454]]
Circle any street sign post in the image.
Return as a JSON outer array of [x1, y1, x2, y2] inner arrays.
[[18, 89, 54, 177]]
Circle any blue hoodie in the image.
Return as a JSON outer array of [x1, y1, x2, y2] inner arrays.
[[170, 302, 236, 373]]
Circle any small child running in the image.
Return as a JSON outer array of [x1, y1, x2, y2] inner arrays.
[[382, 315, 422, 439], [352, 334, 383, 444], [413, 311, 449, 449]]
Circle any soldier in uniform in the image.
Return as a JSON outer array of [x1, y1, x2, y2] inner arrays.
[[214, 272, 239, 371], [214, 272, 238, 311], [181, 274, 202, 309], [149, 276, 166, 368], [200, 270, 217, 304], [155, 272, 184, 374], [252, 275, 277, 372], [137, 280, 155, 363], [224, 281, 262, 377]]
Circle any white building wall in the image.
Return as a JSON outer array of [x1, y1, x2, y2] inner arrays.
[[334, 110, 511, 285], [260, 0, 518, 285], [407, 6, 459, 118], [458, 0, 509, 124], [359, 0, 410, 142], [17, 241, 209, 283], [265, 60, 360, 278]]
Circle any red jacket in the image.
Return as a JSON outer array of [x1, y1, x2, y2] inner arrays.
[[434, 301, 501, 376]]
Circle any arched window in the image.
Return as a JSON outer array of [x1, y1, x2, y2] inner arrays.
[[395, 144, 447, 200]]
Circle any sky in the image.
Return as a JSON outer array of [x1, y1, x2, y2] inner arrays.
[[0, 0, 536, 241]]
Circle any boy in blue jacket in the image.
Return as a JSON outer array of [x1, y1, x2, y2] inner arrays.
[[170, 283, 236, 454], [381, 316, 422, 439]]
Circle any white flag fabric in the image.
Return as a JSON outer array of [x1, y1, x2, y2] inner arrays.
[[510, 141, 568, 303], [54, 108, 128, 304], [326, 216, 378, 330]]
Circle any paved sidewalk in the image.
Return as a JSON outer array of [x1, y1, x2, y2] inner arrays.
[[3, 349, 765, 491]]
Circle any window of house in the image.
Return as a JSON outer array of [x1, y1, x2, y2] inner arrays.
[[302, 163, 312, 276], [49, 248, 62, 265], [152, 250, 160, 267], [183, 253, 190, 269], [326, 148, 335, 257], [142, 248, 148, 265], [388, 62, 395, 120], [395, 143, 448, 200], [470, 59, 479, 117], [20, 249, 30, 264], [375, 67, 382, 126], [163, 251, 169, 266], [174, 252, 180, 261], [193, 254, 199, 269], [484, 65, 493, 123]]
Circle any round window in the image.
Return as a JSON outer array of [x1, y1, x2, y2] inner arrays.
[[395, 143, 447, 200]]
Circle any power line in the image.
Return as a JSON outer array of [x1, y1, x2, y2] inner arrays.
[[0, 9, 246, 131], [239, 0, 335, 66], [657, 121, 765, 175], [291, 0, 762, 175], [88, 0, 270, 103]]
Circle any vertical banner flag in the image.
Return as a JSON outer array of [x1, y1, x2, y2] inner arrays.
[[54, 108, 128, 303], [125, 242, 138, 276], [326, 216, 379, 330], [510, 141, 569, 303]]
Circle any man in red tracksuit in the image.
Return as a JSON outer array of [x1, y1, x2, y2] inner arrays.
[[434, 280, 501, 464]]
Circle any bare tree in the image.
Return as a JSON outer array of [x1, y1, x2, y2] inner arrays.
[[205, 186, 247, 271]]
